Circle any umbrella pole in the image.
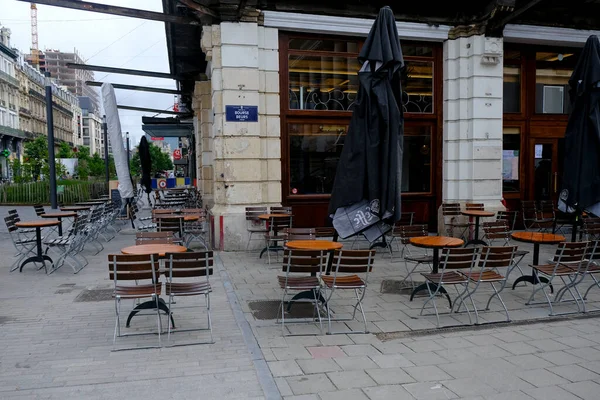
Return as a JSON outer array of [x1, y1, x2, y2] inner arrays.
[[571, 210, 580, 242], [370, 236, 388, 250]]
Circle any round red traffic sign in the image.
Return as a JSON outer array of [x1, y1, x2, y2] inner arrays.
[[173, 149, 182, 160]]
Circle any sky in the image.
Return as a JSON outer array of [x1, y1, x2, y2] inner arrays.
[[0, 0, 177, 146]]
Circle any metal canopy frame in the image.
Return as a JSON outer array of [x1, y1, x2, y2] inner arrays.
[[85, 81, 182, 95], [14, 0, 210, 24]]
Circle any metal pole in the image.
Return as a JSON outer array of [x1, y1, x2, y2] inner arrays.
[[45, 72, 58, 209], [103, 114, 109, 182], [126, 131, 130, 166]]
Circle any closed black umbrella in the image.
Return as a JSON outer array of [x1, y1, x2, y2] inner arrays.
[[328, 6, 404, 243], [558, 35, 600, 238], [139, 136, 153, 205]]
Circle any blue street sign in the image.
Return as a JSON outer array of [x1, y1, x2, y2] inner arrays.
[[225, 105, 258, 122]]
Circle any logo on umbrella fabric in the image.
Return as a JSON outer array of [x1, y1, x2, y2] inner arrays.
[[369, 199, 380, 214], [560, 189, 569, 202]]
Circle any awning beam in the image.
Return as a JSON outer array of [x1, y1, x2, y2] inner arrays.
[[85, 81, 183, 95], [15, 0, 200, 25], [117, 105, 189, 115], [68, 63, 176, 79]]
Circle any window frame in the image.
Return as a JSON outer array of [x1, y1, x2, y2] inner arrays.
[[280, 32, 441, 201]]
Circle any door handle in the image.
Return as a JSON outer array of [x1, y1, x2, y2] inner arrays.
[[553, 172, 558, 193]]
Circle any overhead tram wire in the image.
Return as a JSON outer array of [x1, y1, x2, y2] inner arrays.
[[85, 20, 147, 63]]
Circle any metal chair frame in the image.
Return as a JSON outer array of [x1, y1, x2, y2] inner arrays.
[[109, 253, 162, 350], [246, 206, 269, 250], [277, 249, 326, 336], [392, 224, 432, 289], [442, 203, 471, 240], [454, 246, 517, 324], [527, 241, 589, 315], [5, 215, 38, 272], [164, 251, 214, 346], [322, 249, 375, 334], [420, 247, 480, 327]]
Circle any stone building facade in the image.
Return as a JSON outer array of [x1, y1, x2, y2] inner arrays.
[[182, 7, 600, 250]]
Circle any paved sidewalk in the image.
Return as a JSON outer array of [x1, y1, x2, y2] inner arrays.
[[3, 204, 600, 399]]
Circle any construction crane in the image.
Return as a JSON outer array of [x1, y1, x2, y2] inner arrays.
[[30, 3, 39, 69]]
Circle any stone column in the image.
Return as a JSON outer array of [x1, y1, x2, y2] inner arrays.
[[192, 80, 214, 207], [200, 22, 281, 250], [440, 31, 505, 232]]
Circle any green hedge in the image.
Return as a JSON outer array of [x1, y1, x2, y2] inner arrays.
[[0, 180, 108, 205]]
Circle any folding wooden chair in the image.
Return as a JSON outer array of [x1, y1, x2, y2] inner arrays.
[[322, 249, 375, 334], [442, 203, 471, 240], [277, 249, 326, 335], [164, 251, 214, 346], [136, 231, 175, 245], [527, 241, 589, 315], [454, 246, 517, 324], [109, 254, 162, 349], [420, 247, 480, 327]]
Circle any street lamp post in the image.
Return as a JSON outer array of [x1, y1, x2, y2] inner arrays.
[[126, 131, 130, 167], [45, 72, 57, 209]]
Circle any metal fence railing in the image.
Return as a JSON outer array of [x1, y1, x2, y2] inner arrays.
[[0, 181, 108, 205]]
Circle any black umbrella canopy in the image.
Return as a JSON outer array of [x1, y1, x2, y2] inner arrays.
[[558, 35, 600, 217], [139, 136, 152, 194], [328, 6, 404, 241]]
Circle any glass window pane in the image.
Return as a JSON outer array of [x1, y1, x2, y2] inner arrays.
[[401, 43, 433, 57], [502, 127, 520, 193], [503, 66, 520, 113], [289, 38, 360, 53], [402, 61, 434, 113], [535, 52, 577, 114], [402, 125, 431, 193], [288, 123, 347, 195], [289, 55, 360, 111]]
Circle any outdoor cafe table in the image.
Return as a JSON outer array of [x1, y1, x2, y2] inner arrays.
[[41, 211, 77, 236], [15, 219, 60, 272], [120, 243, 188, 328], [284, 239, 343, 310], [511, 231, 565, 290], [461, 210, 495, 247], [408, 236, 464, 306], [258, 213, 293, 258]]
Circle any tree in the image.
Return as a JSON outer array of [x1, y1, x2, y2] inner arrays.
[[57, 142, 74, 158], [76, 159, 89, 180], [88, 152, 104, 177], [23, 136, 48, 181], [130, 148, 141, 177], [76, 146, 91, 161], [149, 143, 173, 175]]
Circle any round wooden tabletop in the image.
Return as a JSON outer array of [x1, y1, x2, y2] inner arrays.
[[285, 240, 343, 251], [121, 244, 188, 257], [154, 214, 199, 221], [258, 213, 292, 220], [61, 206, 91, 211], [461, 210, 496, 217], [41, 212, 77, 218], [16, 219, 60, 228], [511, 231, 565, 244], [410, 236, 464, 249]]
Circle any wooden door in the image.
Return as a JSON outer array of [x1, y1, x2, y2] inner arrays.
[[528, 138, 565, 203]]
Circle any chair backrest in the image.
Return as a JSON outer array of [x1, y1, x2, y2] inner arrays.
[[497, 210, 518, 231], [394, 224, 428, 244], [246, 206, 267, 221], [584, 218, 600, 239], [270, 215, 292, 231], [284, 227, 316, 241], [182, 208, 206, 216], [281, 249, 326, 275], [165, 251, 213, 280], [136, 231, 175, 245], [397, 212, 415, 226], [4, 215, 18, 233], [158, 217, 182, 233], [331, 249, 375, 275], [466, 203, 484, 211], [537, 200, 556, 221], [108, 253, 159, 282], [482, 220, 510, 241], [478, 246, 517, 270], [270, 206, 292, 215], [33, 204, 45, 217], [439, 247, 480, 271], [442, 203, 462, 217], [521, 201, 536, 220], [315, 227, 336, 238], [585, 240, 600, 264], [553, 241, 589, 270]]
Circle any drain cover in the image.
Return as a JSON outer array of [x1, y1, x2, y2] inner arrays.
[[74, 289, 114, 302], [248, 300, 321, 320]]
